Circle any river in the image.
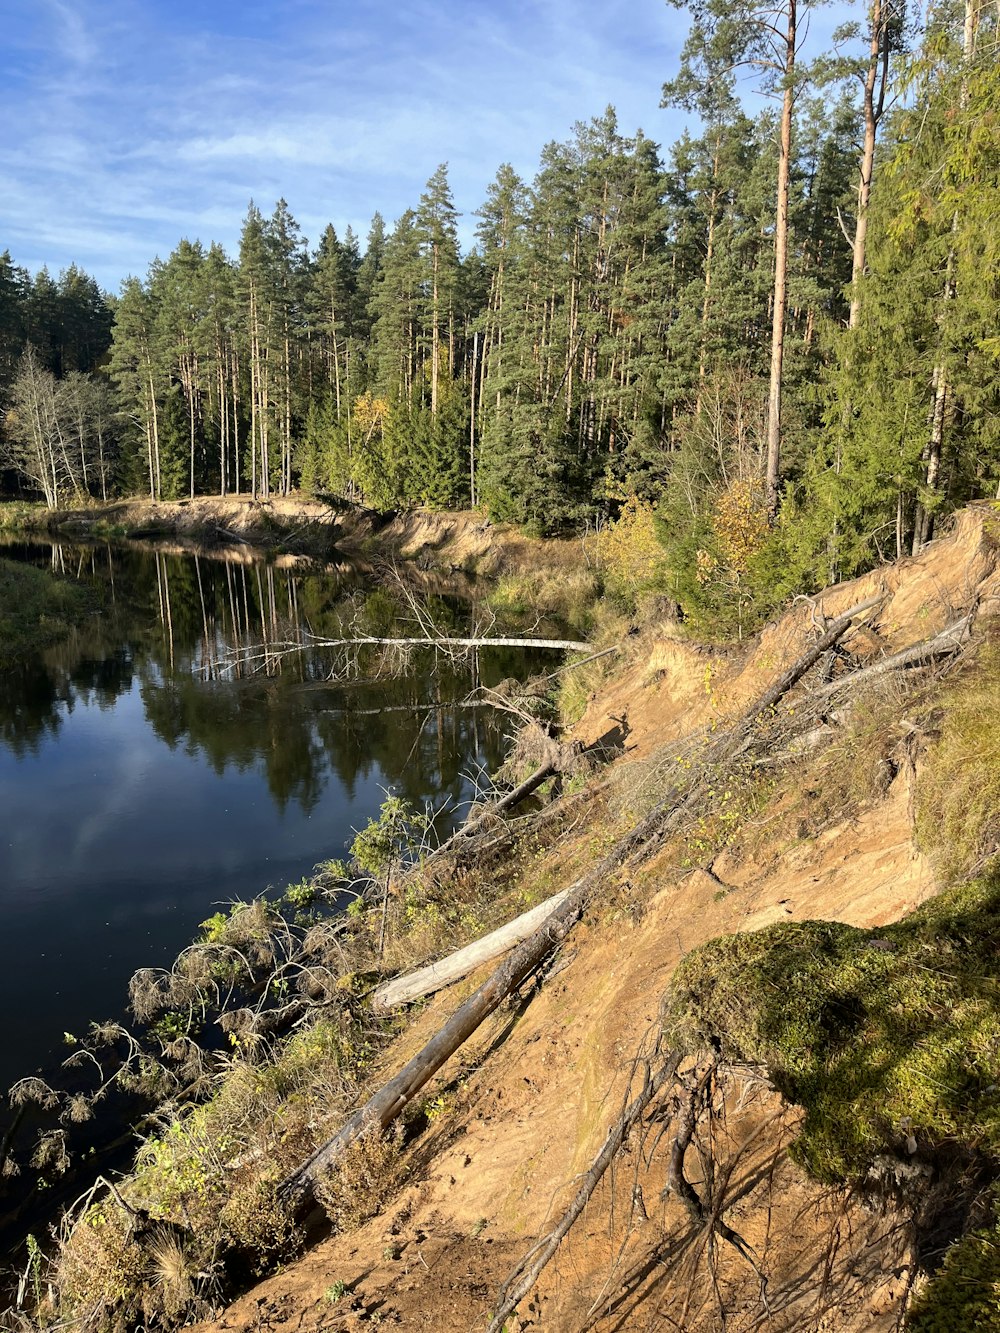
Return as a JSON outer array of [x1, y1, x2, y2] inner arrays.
[[0, 539, 544, 1098]]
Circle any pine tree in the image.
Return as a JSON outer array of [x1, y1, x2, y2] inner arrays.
[[416, 164, 461, 420], [110, 275, 164, 499], [665, 0, 824, 518]]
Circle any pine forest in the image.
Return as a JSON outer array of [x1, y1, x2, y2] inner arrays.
[[1, 0, 998, 633]]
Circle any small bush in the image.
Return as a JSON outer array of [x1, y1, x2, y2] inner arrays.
[[596, 494, 668, 610], [313, 1122, 404, 1232], [218, 1176, 299, 1271]]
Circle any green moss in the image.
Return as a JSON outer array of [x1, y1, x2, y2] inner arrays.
[[906, 1225, 1000, 1330], [665, 866, 1000, 1183], [0, 557, 96, 662]]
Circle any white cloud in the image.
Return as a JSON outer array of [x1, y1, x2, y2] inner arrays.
[[1, 0, 719, 288]]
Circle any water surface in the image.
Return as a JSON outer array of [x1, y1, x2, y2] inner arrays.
[[0, 541, 536, 1093]]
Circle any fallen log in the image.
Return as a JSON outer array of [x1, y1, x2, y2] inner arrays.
[[422, 759, 557, 867], [725, 592, 887, 753], [809, 612, 972, 700], [305, 632, 594, 652], [373, 888, 571, 1011], [276, 593, 883, 1214]]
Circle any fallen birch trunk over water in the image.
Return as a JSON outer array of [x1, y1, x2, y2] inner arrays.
[[305, 633, 594, 652], [276, 593, 884, 1215]]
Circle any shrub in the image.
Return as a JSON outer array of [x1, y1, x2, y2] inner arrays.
[[313, 1122, 404, 1232], [596, 494, 667, 609]]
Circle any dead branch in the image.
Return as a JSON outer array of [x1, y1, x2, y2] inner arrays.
[[726, 593, 887, 753], [486, 1050, 683, 1333], [809, 613, 973, 700], [666, 1069, 709, 1223], [537, 643, 622, 681]]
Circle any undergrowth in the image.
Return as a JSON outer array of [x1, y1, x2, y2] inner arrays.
[[15, 777, 597, 1332], [485, 564, 602, 639], [905, 1222, 1000, 1331], [666, 863, 1000, 1329], [915, 639, 1000, 883]]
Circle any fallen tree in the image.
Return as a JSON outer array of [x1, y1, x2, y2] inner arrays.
[[811, 612, 973, 699], [276, 593, 885, 1214], [372, 888, 572, 1011]]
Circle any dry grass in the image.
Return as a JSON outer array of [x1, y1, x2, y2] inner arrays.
[[313, 1121, 405, 1232], [916, 639, 1000, 883]]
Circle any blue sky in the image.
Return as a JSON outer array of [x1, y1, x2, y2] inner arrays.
[[1, 0, 689, 290], [2, 0, 853, 293]]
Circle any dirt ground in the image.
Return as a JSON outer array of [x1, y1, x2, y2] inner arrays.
[[190, 505, 998, 1333]]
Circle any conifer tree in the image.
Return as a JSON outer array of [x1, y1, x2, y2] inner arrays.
[[110, 275, 164, 499], [666, 0, 824, 519]]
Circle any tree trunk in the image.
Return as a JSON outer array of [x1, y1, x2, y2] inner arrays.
[[849, 0, 891, 330], [765, 0, 796, 522], [373, 888, 571, 1011]]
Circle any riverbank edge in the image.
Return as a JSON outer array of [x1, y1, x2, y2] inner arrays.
[[0, 495, 563, 577], [0, 556, 101, 663]]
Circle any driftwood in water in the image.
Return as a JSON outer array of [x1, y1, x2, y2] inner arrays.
[[373, 888, 572, 1011], [276, 593, 883, 1214], [307, 632, 594, 652]]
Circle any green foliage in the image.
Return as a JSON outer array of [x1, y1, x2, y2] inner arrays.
[[7, 9, 1000, 649], [666, 866, 1000, 1183], [596, 494, 668, 609], [350, 795, 432, 878]]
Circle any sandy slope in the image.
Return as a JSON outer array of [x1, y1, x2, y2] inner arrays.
[[193, 504, 998, 1333]]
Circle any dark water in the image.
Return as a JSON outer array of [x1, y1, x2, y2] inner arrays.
[[0, 541, 537, 1096]]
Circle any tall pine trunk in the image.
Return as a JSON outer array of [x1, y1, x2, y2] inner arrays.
[[765, 0, 796, 522]]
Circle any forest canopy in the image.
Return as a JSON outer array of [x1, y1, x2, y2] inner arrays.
[[1, 0, 997, 629]]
